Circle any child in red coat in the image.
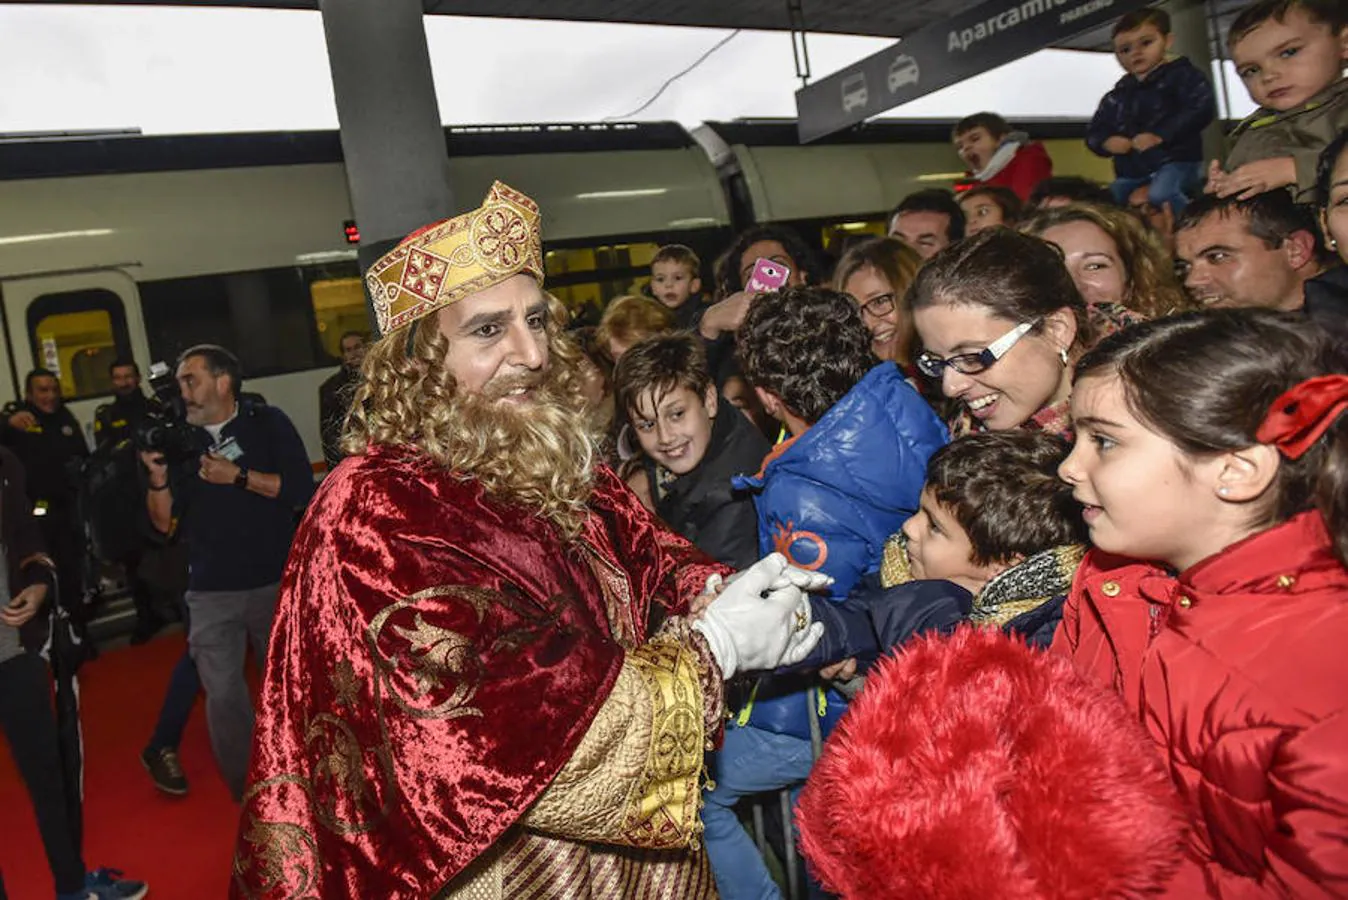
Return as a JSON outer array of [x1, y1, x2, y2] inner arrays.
[[1056, 309, 1348, 896], [952, 112, 1054, 202]]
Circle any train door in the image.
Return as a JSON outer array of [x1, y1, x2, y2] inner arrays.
[[0, 269, 151, 444]]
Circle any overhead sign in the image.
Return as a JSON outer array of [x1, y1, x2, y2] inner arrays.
[[795, 0, 1150, 143]]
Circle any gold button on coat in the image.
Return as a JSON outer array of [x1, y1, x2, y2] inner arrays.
[[1100, 581, 1121, 597], [1177, 596, 1192, 609], [1277, 575, 1296, 589]]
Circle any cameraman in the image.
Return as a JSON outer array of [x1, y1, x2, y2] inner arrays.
[[140, 345, 312, 801], [1, 370, 90, 641]]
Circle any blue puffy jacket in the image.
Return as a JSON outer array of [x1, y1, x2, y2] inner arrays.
[[1086, 56, 1216, 179], [732, 363, 948, 739]]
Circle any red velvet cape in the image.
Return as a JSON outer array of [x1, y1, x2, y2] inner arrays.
[[230, 446, 724, 898]]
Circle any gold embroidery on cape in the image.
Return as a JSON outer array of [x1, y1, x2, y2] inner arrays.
[[233, 814, 322, 900], [579, 540, 638, 649], [237, 582, 590, 897], [331, 659, 359, 708]]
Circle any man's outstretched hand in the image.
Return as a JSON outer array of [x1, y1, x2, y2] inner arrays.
[[693, 553, 830, 679]]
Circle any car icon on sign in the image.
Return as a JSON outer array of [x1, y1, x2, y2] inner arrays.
[[842, 73, 868, 112], [888, 54, 920, 92]]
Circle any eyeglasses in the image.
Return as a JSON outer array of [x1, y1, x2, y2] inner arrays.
[[915, 319, 1039, 379], [857, 292, 896, 318]]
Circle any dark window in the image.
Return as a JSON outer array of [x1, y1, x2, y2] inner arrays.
[[27, 288, 132, 400], [140, 267, 329, 377]]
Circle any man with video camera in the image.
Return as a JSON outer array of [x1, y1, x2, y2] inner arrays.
[[139, 345, 312, 801]]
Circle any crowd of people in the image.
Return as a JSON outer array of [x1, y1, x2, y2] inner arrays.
[[2, 0, 1346, 896]]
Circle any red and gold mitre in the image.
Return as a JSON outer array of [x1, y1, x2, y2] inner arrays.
[[365, 181, 544, 334]]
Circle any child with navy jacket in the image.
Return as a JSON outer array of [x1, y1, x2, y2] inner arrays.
[[1088, 7, 1216, 215]]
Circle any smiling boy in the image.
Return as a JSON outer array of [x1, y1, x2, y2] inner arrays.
[[1210, 0, 1348, 201]]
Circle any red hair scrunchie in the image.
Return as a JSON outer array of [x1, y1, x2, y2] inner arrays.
[[1256, 375, 1348, 460]]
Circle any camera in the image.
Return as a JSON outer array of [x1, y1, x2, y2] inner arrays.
[[133, 362, 201, 463]]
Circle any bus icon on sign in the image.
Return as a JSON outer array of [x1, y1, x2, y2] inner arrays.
[[842, 73, 868, 112], [888, 55, 920, 92]]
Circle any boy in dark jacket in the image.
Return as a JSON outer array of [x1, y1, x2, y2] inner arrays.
[[700, 286, 948, 900], [613, 333, 769, 570], [1088, 7, 1216, 215], [799, 432, 1089, 681]]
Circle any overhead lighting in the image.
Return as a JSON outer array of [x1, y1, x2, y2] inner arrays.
[[0, 228, 114, 246], [668, 217, 719, 228], [915, 173, 966, 183], [575, 188, 668, 200]]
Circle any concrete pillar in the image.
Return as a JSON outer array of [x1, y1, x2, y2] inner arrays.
[[318, 0, 456, 335], [1165, 0, 1226, 161]]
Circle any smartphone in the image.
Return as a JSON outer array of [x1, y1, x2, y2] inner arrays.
[[745, 257, 791, 294]]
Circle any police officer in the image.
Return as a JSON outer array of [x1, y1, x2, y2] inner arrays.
[[1, 370, 90, 637], [93, 358, 157, 451], [93, 358, 176, 644]]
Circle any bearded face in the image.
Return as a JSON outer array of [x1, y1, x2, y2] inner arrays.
[[347, 275, 598, 538]]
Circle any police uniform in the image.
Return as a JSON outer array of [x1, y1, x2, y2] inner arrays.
[[0, 402, 90, 628]]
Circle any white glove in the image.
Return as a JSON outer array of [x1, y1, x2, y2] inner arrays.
[[693, 553, 829, 679]]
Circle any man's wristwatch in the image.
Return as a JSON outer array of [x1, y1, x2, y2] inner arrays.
[[234, 467, 250, 490]]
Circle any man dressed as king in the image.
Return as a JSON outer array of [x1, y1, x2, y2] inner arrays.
[[230, 181, 827, 899]]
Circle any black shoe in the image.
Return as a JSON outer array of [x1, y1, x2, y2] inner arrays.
[[141, 746, 188, 796]]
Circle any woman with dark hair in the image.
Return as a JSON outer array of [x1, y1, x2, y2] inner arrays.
[[1305, 131, 1348, 335], [909, 228, 1137, 438], [698, 224, 817, 344], [1056, 309, 1348, 895], [1021, 202, 1192, 318], [833, 236, 923, 370]]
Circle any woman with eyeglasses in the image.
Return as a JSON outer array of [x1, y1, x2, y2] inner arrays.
[[910, 228, 1139, 437], [833, 236, 923, 373]]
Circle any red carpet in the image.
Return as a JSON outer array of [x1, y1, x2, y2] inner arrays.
[[1, 634, 239, 898]]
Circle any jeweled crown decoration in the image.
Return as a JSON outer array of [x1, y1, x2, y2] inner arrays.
[[365, 181, 544, 334]]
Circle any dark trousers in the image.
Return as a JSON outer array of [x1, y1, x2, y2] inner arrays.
[[147, 595, 200, 752], [0, 652, 85, 895]]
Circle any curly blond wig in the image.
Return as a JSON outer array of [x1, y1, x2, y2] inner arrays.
[[342, 301, 598, 539], [1020, 203, 1194, 319]]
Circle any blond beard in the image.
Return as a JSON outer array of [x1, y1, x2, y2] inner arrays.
[[439, 367, 598, 538]]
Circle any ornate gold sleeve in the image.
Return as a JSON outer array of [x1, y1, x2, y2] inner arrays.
[[522, 633, 710, 850]]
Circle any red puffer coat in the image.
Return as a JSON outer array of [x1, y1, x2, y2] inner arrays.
[[1053, 511, 1348, 897]]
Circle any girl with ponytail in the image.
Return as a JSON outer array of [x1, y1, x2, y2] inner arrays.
[[1055, 309, 1348, 895]]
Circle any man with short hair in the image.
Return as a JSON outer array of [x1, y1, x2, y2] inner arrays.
[[888, 189, 965, 259], [318, 330, 366, 472], [93, 359, 153, 452], [231, 182, 825, 899], [1174, 189, 1328, 310], [140, 344, 312, 801]]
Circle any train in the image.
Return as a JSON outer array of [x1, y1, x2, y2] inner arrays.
[[0, 118, 1111, 468]]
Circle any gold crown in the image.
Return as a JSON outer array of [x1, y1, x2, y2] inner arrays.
[[365, 181, 544, 334]]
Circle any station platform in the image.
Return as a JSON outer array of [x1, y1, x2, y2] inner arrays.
[[1, 633, 237, 898]]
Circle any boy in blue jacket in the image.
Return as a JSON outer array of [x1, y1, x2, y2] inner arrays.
[[1088, 7, 1216, 215], [699, 286, 948, 900]]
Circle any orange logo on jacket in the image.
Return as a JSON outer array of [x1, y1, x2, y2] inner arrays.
[[772, 521, 828, 571]]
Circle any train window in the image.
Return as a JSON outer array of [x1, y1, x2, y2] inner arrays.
[[26, 289, 131, 400], [301, 257, 370, 360], [820, 220, 887, 257], [140, 268, 326, 378], [545, 241, 659, 324]]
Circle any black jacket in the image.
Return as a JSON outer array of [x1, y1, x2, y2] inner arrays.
[[1304, 265, 1348, 340], [93, 392, 156, 451], [318, 366, 360, 471], [1087, 56, 1216, 178], [0, 403, 89, 511], [644, 398, 769, 570]]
